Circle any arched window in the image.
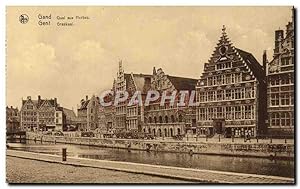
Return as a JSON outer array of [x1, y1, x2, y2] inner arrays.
[[177, 128, 181, 135], [148, 128, 151, 134], [170, 128, 173, 137], [159, 116, 163, 123], [153, 128, 156, 136], [149, 117, 152, 123], [164, 128, 168, 137], [178, 114, 183, 122], [154, 117, 157, 123], [158, 129, 162, 137], [165, 116, 168, 123], [171, 115, 175, 123]]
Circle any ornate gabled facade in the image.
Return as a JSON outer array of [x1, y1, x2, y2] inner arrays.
[[126, 73, 152, 132], [114, 61, 128, 131], [196, 26, 267, 138], [38, 97, 57, 131], [143, 67, 197, 137], [112, 60, 152, 132], [267, 13, 294, 136], [20, 96, 39, 131]]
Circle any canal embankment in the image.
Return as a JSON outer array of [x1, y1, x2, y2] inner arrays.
[[6, 149, 294, 184], [25, 132, 294, 160]]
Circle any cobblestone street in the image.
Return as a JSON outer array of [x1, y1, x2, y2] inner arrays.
[[6, 156, 191, 183]]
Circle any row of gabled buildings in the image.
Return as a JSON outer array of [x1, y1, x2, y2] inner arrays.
[[7, 95, 77, 133], [92, 15, 294, 138], [7, 13, 294, 138]]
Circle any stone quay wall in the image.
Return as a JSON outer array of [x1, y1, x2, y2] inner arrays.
[[26, 132, 294, 160]]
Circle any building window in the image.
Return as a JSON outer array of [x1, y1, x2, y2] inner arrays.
[[165, 116, 168, 123], [208, 77, 212, 86], [234, 89, 241, 99], [171, 115, 175, 123], [235, 73, 241, 83], [231, 74, 235, 83], [271, 113, 280, 127], [217, 107, 223, 118], [281, 112, 290, 127], [217, 75, 221, 85], [245, 105, 251, 119], [178, 114, 183, 122], [281, 93, 290, 106], [281, 57, 290, 66], [200, 92, 205, 102], [199, 108, 205, 121], [225, 107, 232, 120], [271, 93, 279, 106], [245, 88, 252, 98], [213, 76, 216, 85], [225, 90, 231, 100], [207, 91, 213, 101], [226, 74, 231, 84], [159, 116, 163, 123], [217, 90, 223, 101], [235, 106, 241, 120]]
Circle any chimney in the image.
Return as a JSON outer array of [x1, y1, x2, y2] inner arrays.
[[54, 98, 57, 106], [263, 50, 267, 73], [86, 95, 88, 101]]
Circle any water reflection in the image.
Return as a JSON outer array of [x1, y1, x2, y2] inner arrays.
[[7, 140, 294, 178]]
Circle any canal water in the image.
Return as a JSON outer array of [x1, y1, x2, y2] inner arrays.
[[7, 140, 294, 178]]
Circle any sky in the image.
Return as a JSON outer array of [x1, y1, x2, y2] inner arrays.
[[6, 6, 292, 110]]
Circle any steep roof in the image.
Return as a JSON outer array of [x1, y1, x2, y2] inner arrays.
[[167, 75, 197, 91], [63, 108, 76, 120], [132, 73, 152, 92], [236, 48, 265, 82], [78, 100, 90, 110]]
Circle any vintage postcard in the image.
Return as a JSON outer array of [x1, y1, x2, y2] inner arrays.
[[6, 6, 295, 184]]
